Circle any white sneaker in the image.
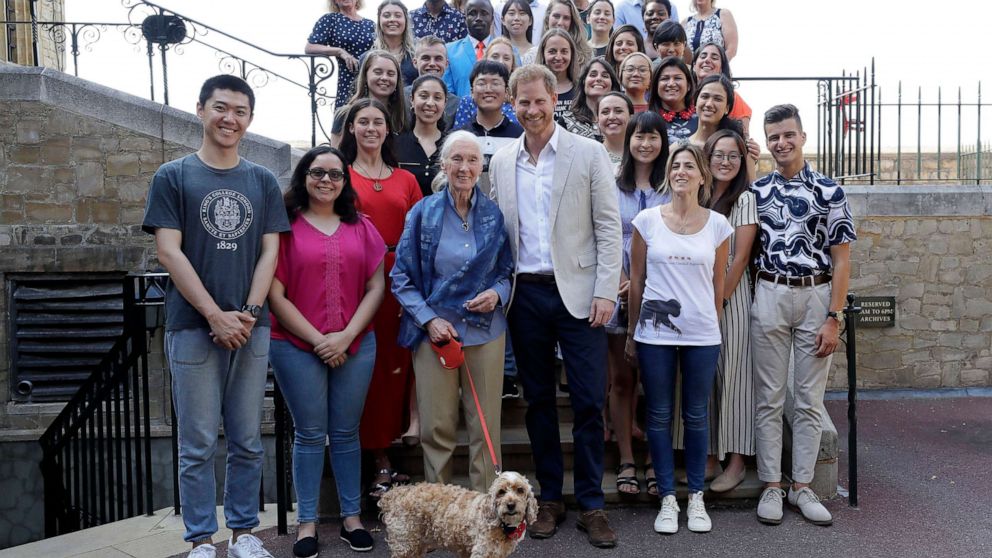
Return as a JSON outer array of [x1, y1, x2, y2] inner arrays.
[[188, 544, 216, 558], [756, 487, 785, 525], [686, 491, 712, 533], [788, 486, 833, 526], [228, 533, 274, 558], [653, 494, 680, 534]]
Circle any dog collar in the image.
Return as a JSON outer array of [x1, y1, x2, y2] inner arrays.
[[502, 521, 526, 540]]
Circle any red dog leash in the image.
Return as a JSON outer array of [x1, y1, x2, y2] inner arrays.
[[431, 337, 502, 474]]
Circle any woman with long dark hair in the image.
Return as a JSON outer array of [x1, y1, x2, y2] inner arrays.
[[692, 41, 751, 131], [501, 0, 534, 59], [597, 91, 634, 168], [395, 75, 448, 197], [648, 56, 697, 145], [607, 111, 670, 498], [561, 57, 620, 140], [269, 145, 386, 555], [339, 98, 424, 499], [698, 129, 758, 493]]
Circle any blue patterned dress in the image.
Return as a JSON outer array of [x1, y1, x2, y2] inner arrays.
[[308, 13, 375, 109]]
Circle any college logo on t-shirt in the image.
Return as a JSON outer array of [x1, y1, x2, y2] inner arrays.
[[200, 190, 254, 244]]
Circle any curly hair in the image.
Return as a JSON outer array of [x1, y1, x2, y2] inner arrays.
[[284, 145, 359, 223]]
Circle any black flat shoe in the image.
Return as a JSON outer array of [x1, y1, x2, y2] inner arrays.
[[340, 525, 374, 552], [293, 533, 318, 558]]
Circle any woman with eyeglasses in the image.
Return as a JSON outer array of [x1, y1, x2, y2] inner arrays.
[[268, 145, 386, 555], [695, 129, 759, 494], [619, 52, 653, 113]]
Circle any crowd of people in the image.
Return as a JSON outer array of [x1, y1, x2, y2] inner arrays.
[[142, 1, 857, 557]]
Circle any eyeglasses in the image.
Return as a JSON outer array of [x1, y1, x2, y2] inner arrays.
[[307, 168, 346, 181], [711, 151, 742, 163], [622, 66, 650, 75], [473, 80, 506, 91]]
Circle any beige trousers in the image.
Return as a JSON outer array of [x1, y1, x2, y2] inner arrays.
[[413, 335, 505, 492], [751, 280, 833, 484]]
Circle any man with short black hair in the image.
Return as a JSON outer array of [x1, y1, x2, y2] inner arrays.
[[142, 75, 290, 558], [751, 104, 856, 528], [458, 60, 522, 182], [445, 0, 496, 97]]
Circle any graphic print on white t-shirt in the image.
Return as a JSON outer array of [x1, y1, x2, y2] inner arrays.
[[632, 208, 734, 346]]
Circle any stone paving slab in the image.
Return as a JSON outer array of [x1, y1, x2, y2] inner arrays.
[[9, 397, 990, 558]]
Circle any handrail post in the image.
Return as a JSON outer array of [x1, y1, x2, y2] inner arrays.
[[274, 380, 289, 536], [843, 293, 861, 508]]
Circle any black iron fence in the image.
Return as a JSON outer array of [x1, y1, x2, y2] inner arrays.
[[814, 59, 989, 185], [3, 0, 338, 146], [38, 272, 164, 537]]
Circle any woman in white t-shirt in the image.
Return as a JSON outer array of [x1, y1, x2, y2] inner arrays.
[[626, 143, 732, 535]]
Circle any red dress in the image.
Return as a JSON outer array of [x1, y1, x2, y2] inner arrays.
[[351, 165, 423, 450]]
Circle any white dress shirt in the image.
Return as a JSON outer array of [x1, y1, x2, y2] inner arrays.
[[514, 124, 560, 274]]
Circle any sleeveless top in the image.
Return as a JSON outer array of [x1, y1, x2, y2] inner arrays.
[[685, 9, 724, 53]]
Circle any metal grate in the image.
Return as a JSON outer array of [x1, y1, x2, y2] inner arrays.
[[9, 274, 126, 402]]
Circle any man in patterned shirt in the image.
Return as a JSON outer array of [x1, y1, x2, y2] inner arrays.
[[411, 0, 469, 43], [750, 104, 856, 528]]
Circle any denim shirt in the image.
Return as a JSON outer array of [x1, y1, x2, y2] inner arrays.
[[391, 185, 514, 349]]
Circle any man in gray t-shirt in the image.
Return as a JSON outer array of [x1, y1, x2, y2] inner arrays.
[[141, 75, 289, 558]]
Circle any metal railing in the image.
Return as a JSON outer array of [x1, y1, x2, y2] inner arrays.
[[38, 272, 164, 537], [3, 0, 339, 146], [817, 59, 989, 184]]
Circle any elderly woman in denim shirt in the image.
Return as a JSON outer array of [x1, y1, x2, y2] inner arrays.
[[391, 130, 514, 492]]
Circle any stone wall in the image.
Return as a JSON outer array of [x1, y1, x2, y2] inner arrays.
[[0, 64, 295, 436], [827, 186, 992, 389]]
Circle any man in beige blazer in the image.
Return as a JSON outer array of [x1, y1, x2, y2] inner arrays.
[[489, 65, 622, 548]]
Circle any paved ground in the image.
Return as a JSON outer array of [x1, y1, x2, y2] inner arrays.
[[185, 397, 991, 558]]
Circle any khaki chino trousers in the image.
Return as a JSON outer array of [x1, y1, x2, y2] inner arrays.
[[413, 334, 505, 492], [751, 280, 833, 485]]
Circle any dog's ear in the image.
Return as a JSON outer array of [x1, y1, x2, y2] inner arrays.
[[484, 492, 500, 525], [525, 486, 538, 524]]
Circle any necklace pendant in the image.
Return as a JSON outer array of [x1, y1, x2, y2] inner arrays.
[[461, 221, 470, 232], [373, 181, 383, 192]]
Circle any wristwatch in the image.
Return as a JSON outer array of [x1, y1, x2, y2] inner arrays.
[[241, 304, 262, 318], [827, 310, 844, 327]]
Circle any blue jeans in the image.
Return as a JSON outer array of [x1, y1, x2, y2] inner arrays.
[[509, 282, 607, 510], [269, 334, 375, 521], [637, 343, 721, 496], [167, 327, 270, 543]]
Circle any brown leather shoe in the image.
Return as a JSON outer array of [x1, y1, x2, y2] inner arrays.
[[577, 509, 617, 548], [529, 500, 566, 539]]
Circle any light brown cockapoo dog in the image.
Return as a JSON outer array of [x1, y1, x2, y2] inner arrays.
[[379, 471, 538, 558]]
